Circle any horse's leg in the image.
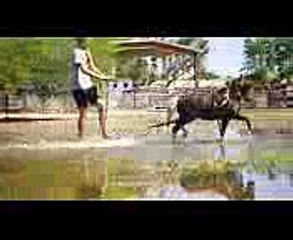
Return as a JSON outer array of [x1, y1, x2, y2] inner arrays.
[[182, 127, 188, 138], [234, 114, 252, 134], [182, 126, 189, 138], [172, 114, 194, 142], [167, 105, 177, 133], [216, 120, 222, 136], [182, 113, 198, 139], [172, 123, 181, 143], [172, 119, 180, 143], [219, 117, 230, 141]]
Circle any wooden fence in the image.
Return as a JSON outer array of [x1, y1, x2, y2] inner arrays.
[[2, 87, 293, 113]]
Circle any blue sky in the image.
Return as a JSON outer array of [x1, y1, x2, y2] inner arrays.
[[204, 37, 245, 77]]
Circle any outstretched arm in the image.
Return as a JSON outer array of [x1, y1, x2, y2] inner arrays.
[[80, 64, 103, 79], [86, 51, 109, 79]]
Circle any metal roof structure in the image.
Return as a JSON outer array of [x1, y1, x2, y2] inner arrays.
[[110, 38, 201, 87], [111, 39, 201, 56]]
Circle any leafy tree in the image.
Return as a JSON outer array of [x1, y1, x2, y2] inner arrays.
[[0, 37, 120, 113], [0, 39, 31, 92], [243, 38, 293, 82]]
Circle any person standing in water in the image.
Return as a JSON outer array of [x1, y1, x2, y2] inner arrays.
[[71, 38, 111, 139]]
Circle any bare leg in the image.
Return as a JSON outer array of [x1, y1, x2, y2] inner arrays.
[[97, 102, 110, 139], [78, 106, 87, 139]]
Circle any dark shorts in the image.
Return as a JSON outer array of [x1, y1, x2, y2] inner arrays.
[[72, 86, 99, 108]]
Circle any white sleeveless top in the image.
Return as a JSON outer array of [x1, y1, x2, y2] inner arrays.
[[71, 48, 93, 90]]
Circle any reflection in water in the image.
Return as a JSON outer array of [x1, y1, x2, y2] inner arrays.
[[1, 124, 293, 199], [267, 162, 277, 181], [244, 141, 257, 188], [215, 142, 226, 161], [290, 174, 293, 187], [177, 161, 254, 200], [219, 143, 226, 161], [0, 159, 108, 200]]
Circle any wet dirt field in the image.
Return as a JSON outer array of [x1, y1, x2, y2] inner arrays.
[[1, 111, 293, 200]]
